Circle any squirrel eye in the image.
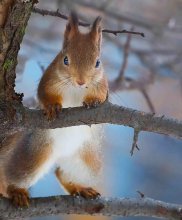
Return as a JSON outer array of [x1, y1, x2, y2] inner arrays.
[[95, 59, 100, 68], [64, 56, 69, 66]]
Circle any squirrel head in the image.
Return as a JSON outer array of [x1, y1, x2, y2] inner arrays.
[[58, 12, 103, 88]]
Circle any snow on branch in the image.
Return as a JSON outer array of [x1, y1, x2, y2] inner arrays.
[[0, 196, 181, 219]]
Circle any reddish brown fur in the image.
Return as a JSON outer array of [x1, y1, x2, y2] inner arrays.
[[38, 57, 63, 119], [39, 13, 108, 200], [79, 144, 102, 174], [0, 132, 24, 196], [7, 185, 29, 207], [0, 130, 51, 204], [55, 168, 100, 199], [55, 142, 102, 198], [83, 75, 108, 107], [5, 132, 51, 184], [38, 13, 108, 118], [0, 13, 108, 207]]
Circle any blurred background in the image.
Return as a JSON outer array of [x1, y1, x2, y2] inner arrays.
[[15, 0, 182, 219]]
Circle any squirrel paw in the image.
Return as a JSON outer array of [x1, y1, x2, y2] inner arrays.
[[71, 186, 100, 199], [7, 185, 30, 207], [44, 104, 62, 120], [83, 98, 101, 109]]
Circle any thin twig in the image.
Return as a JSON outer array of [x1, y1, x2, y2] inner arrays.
[[32, 7, 145, 37], [137, 191, 145, 198], [130, 129, 140, 156], [103, 29, 144, 37], [140, 88, 155, 113], [109, 28, 134, 92], [115, 27, 134, 84], [32, 7, 90, 26], [37, 62, 45, 73]]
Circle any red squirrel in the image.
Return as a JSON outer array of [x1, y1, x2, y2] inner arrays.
[[0, 13, 108, 207]]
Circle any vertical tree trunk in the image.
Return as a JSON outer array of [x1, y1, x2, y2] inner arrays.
[[0, 0, 34, 101]]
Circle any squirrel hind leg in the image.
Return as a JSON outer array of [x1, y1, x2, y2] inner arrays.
[[7, 185, 30, 207], [55, 168, 100, 199]]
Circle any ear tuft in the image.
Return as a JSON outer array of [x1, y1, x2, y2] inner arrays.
[[92, 16, 102, 33], [90, 16, 102, 49], [64, 11, 79, 42], [69, 11, 79, 30]]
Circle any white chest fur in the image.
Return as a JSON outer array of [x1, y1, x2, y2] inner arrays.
[[49, 125, 92, 158], [61, 83, 86, 108], [25, 84, 102, 189], [48, 84, 91, 157]]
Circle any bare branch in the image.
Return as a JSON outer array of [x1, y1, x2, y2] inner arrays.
[[117, 31, 132, 82], [105, 30, 181, 56], [32, 7, 89, 26], [102, 29, 144, 37], [140, 88, 155, 113], [130, 129, 140, 156], [0, 101, 182, 140], [0, 196, 181, 219], [37, 61, 45, 72], [115, 27, 134, 86], [137, 191, 145, 198], [76, 1, 182, 34], [32, 7, 144, 37], [76, 1, 153, 30]]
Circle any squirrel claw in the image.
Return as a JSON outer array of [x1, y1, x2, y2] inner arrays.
[[71, 187, 100, 199], [83, 99, 101, 109], [7, 185, 30, 207], [44, 104, 62, 120]]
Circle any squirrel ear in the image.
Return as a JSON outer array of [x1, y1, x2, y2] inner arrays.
[[90, 16, 102, 44], [64, 11, 79, 41]]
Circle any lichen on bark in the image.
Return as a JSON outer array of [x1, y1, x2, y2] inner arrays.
[[0, 0, 34, 101]]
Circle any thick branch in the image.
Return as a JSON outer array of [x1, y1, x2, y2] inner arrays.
[[0, 101, 182, 139], [0, 196, 181, 219]]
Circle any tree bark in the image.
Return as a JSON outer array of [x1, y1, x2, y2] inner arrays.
[[0, 196, 181, 219], [0, 101, 182, 140], [0, 0, 34, 100]]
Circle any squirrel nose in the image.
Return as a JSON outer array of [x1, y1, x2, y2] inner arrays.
[[76, 80, 85, 86]]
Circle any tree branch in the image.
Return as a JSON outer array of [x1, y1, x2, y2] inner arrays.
[[110, 27, 133, 91], [130, 129, 140, 156], [0, 196, 181, 219], [140, 88, 155, 113], [0, 101, 182, 140], [32, 7, 144, 37]]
